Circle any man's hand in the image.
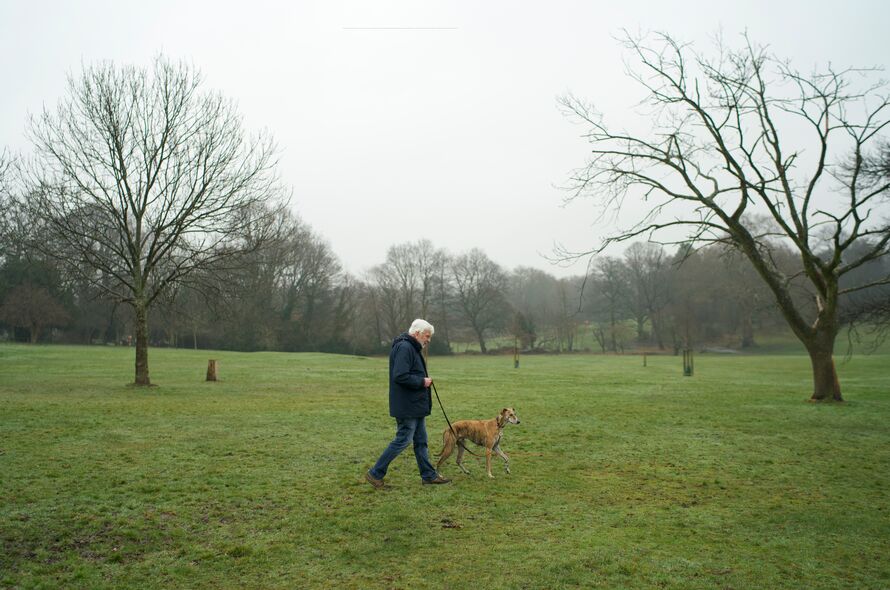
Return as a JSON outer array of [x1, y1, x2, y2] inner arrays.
[[423, 377, 433, 388]]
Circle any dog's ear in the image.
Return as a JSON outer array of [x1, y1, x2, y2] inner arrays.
[[501, 407, 509, 414]]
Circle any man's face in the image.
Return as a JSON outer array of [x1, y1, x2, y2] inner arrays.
[[415, 330, 432, 348]]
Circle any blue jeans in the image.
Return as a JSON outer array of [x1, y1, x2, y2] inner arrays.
[[369, 416, 438, 481]]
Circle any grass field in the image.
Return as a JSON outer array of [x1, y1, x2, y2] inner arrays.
[[1, 344, 889, 589]]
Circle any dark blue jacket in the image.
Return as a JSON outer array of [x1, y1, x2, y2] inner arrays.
[[388, 333, 431, 418]]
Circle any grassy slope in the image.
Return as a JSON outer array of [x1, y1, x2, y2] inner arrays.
[[1, 344, 888, 589]]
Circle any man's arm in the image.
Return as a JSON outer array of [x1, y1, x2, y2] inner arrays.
[[391, 343, 426, 389]]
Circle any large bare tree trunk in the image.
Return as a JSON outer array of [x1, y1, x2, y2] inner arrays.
[[134, 301, 151, 386], [805, 332, 842, 402]]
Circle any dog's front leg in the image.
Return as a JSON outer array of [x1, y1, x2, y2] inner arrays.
[[485, 447, 494, 478], [493, 443, 510, 474]]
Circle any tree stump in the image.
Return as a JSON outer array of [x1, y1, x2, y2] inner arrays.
[[206, 359, 218, 381]]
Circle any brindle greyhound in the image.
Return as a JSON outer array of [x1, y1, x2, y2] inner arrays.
[[435, 407, 520, 478]]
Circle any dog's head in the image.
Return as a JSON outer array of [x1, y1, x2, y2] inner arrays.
[[500, 407, 520, 425]]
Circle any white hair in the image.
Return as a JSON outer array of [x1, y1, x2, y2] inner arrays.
[[408, 318, 435, 336]]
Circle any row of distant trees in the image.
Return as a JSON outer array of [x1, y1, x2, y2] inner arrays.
[[1, 30, 889, 401], [0, 207, 765, 353], [1, 209, 885, 360]]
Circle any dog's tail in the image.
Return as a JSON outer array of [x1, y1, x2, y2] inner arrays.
[[434, 427, 454, 458]]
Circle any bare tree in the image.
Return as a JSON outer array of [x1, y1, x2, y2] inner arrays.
[[367, 263, 408, 339], [381, 242, 420, 330], [450, 248, 509, 353], [561, 32, 890, 401], [585, 256, 632, 352], [274, 214, 342, 350], [368, 239, 451, 342], [25, 56, 286, 385], [506, 267, 559, 349], [554, 277, 583, 352], [0, 149, 12, 197], [623, 242, 672, 348], [413, 239, 450, 322], [0, 149, 19, 255]]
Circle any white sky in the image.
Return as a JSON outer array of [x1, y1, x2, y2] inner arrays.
[[2, 0, 889, 278]]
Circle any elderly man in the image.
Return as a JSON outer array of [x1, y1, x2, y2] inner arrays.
[[366, 319, 451, 487]]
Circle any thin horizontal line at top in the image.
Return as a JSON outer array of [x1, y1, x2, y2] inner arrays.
[[342, 27, 458, 30]]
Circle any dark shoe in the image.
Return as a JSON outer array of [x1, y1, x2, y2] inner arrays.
[[422, 475, 452, 485], [365, 471, 385, 489]]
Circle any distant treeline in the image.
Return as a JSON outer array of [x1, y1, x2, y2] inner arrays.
[[2, 222, 886, 354]]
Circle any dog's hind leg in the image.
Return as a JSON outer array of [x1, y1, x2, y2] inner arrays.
[[436, 432, 454, 472], [455, 442, 471, 474], [493, 442, 510, 474]]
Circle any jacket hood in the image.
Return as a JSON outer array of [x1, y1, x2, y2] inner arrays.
[[393, 332, 421, 351]]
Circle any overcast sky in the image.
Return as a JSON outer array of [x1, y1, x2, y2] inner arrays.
[[2, 0, 889, 278]]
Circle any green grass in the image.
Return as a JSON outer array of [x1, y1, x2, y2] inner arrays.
[[1, 344, 889, 589], [458, 325, 890, 355]]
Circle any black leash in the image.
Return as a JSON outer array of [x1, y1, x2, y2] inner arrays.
[[431, 380, 478, 456]]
